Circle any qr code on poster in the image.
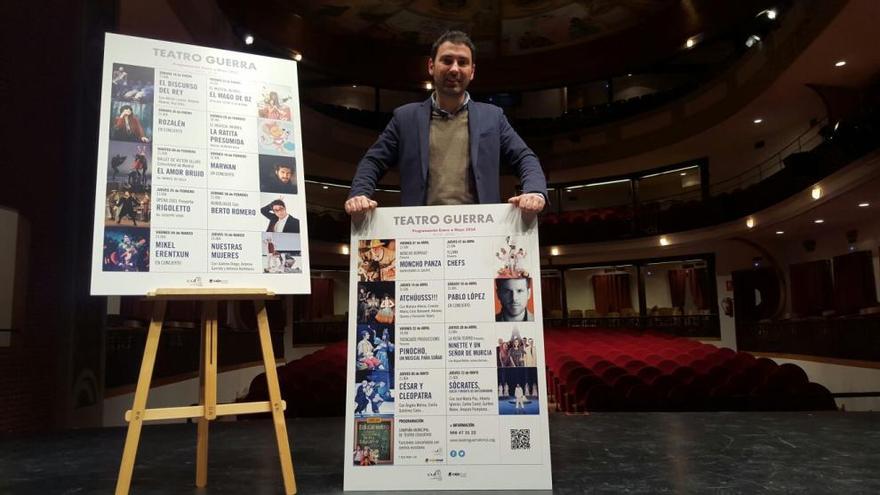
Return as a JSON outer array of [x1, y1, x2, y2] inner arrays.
[[510, 428, 531, 450]]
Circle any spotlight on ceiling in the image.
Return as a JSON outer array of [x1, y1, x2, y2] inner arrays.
[[766, 9, 777, 19], [746, 217, 756, 229], [341, 245, 350, 255], [753, 118, 763, 124], [685, 37, 697, 49], [858, 202, 870, 207], [835, 60, 847, 67], [659, 236, 670, 246], [424, 81, 433, 90], [814, 219, 825, 224], [292, 51, 303, 62], [244, 34, 254, 45], [322, 185, 329, 190], [776, 231, 784, 235], [550, 247, 560, 256], [811, 186, 822, 200], [745, 34, 761, 48]]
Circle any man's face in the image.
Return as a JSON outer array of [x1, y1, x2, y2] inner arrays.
[[498, 278, 530, 317], [428, 42, 475, 98], [272, 204, 287, 218], [275, 166, 292, 184]]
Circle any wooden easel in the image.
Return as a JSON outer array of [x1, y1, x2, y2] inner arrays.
[[114, 289, 296, 494]]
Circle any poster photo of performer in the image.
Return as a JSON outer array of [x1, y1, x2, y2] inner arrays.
[[258, 155, 298, 195], [257, 84, 293, 121], [107, 141, 151, 191], [495, 324, 539, 368], [494, 277, 535, 322], [353, 323, 395, 417], [260, 195, 300, 233], [357, 239, 396, 282], [105, 188, 151, 228], [356, 282, 395, 325], [497, 367, 540, 415], [111, 63, 154, 103], [261, 232, 302, 274], [102, 227, 149, 272]]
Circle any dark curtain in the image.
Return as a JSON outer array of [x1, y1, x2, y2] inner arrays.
[[689, 268, 710, 310], [732, 268, 781, 322], [592, 273, 631, 313], [293, 277, 335, 321], [667, 270, 688, 308], [790, 260, 833, 316], [541, 276, 562, 312], [833, 251, 878, 315]]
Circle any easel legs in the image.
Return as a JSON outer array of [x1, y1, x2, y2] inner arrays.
[[256, 300, 297, 495], [115, 300, 167, 495], [196, 301, 219, 487]]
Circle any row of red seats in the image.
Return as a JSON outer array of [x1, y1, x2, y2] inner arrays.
[[545, 328, 835, 412]]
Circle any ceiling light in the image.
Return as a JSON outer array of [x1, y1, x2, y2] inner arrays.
[[814, 219, 824, 224], [352, 84, 358, 88], [659, 236, 670, 246], [753, 118, 763, 124], [746, 217, 755, 229], [859, 202, 870, 207], [685, 37, 696, 49], [425, 82, 433, 90], [244, 34, 254, 45], [811, 186, 822, 200], [766, 9, 777, 19], [745, 35, 761, 48], [627, 73, 633, 77], [680, 172, 687, 176], [775, 231, 784, 235], [550, 247, 560, 256], [322, 185, 329, 190], [835, 60, 846, 67], [341, 245, 350, 255], [292, 52, 303, 62]]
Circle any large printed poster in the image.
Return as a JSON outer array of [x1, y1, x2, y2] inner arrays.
[[90, 33, 310, 295], [343, 204, 552, 491]]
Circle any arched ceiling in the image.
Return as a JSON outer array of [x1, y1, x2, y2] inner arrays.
[[217, 0, 781, 91], [282, 0, 675, 57]]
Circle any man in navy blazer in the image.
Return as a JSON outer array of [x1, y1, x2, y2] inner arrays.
[[346, 31, 547, 215]]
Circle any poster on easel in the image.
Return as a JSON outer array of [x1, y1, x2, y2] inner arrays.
[[343, 204, 552, 491], [90, 33, 310, 295]]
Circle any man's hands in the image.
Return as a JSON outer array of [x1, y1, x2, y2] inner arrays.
[[346, 193, 544, 214], [508, 193, 545, 213], [345, 195, 378, 215]]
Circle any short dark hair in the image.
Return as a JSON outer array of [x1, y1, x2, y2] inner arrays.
[[270, 199, 286, 208], [431, 31, 476, 62], [274, 163, 293, 172]]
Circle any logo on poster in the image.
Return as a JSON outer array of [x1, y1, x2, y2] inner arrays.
[[186, 276, 203, 287], [427, 469, 442, 481]]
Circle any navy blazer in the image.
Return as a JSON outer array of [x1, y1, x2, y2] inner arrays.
[[349, 98, 547, 206]]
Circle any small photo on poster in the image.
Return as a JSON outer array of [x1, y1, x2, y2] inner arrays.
[[494, 235, 531, 279], [494, 277, 535, 322], [497, 367, 540, 415], [259, 195, 300, 233], [261, 232, 301, 274], [111, 64, 155, 103], [258, 119, 295, 156], [357, 239, 396, 282], [104, 187, 151, 228], [357, 282, 395, 325], [257, 84, 293, 121], [102, 226, 149, 272], [353, 365, 394, 417], [258, 155, 298, 195], [495, 324, 539, 368], [107, 141, 151, 191], [355, 323, 395, 377], [353, 415, 394, 466]]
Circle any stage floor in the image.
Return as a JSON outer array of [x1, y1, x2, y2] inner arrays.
[[2, 412, 879, 494]]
